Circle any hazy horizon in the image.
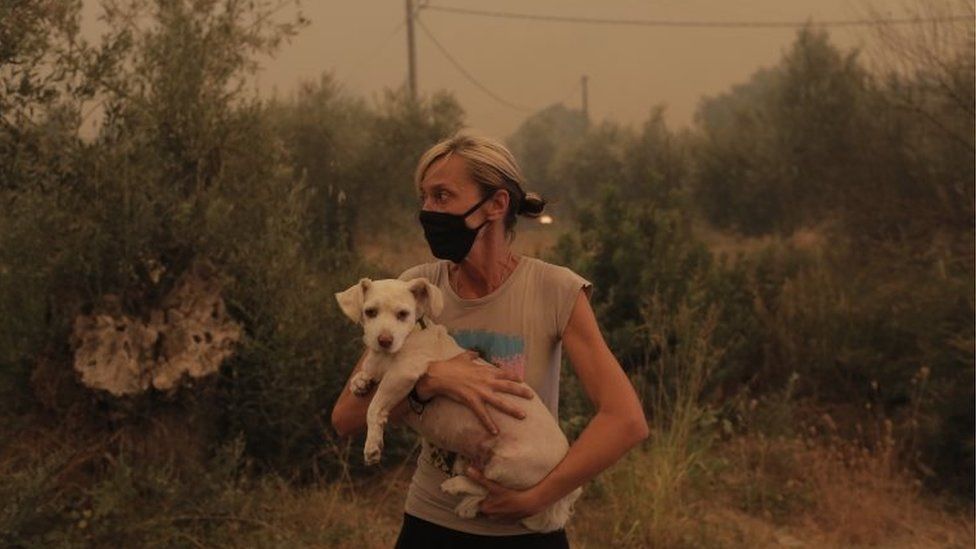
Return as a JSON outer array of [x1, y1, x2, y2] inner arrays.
[[80, 1, 924, 137]]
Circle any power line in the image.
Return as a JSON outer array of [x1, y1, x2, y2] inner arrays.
[[415, 18, 536, 112], [421, 4, 973, 29], [339, 20, 405, 83], [416, 17, 585, 114], [555, 80, 581, 107]]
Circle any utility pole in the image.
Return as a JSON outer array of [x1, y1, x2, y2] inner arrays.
[[406, 0, 418, 101], [581, 74, 589, 121]]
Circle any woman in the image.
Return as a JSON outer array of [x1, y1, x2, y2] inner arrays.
[[331, 132, 648, 548]]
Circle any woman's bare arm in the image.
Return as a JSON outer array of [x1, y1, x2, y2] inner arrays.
[[469, 290, 649, 519]]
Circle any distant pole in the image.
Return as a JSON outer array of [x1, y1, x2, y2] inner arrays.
[[406, 0, 418, 101], [581, 75, 589, 121]]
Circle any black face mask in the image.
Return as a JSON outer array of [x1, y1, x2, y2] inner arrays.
[[419, 190, 498, 263]]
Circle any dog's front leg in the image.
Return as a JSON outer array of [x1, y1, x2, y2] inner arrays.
[[350, 352, 382, 396], [363, 372, 418, 465]]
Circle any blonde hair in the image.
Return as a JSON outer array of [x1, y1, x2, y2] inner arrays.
[[414, 131, 546, 233]]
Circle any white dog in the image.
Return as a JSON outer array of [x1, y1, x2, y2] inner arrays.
[[335, 277, 582, 532]]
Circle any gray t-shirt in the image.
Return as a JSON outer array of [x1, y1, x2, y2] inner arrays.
[[397, 256, 591, 535]]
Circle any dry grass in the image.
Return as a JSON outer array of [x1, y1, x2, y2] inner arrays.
[[568, 441, 710, 548], [794, 426, 972, 548], [227, 465, 412, 548], [568, 432, 974, 549], [0, 416, 413, 548], [3, 410, 972, 547]]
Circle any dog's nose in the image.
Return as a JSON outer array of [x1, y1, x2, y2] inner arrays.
[[378, 335, 393, 349]]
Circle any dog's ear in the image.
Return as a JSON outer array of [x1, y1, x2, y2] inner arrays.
[[335, 278, 372, 323], [407, 278, 443, 319]]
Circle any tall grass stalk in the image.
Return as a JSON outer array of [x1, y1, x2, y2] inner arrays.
[[578, 297, 722, 547]]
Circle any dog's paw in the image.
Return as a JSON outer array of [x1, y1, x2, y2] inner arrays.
[[363, 441, 383, 465], [440, 476, 484, 496], [521, 511, 563, 533], [439, 476, 469, 496], [454, 495, 483, 519], [350, 372, 375, 396]]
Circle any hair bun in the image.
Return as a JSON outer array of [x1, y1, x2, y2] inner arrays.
[[518, 191, 546, 218]]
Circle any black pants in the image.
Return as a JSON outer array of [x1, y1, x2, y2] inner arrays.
[[394, 513, 570, 549]]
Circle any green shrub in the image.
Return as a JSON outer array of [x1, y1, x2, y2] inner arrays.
[[552, 187, 712, 371]]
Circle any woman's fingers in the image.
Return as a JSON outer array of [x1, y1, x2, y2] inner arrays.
[[445, 350, 479, 367], [436, 350, 535, 430], [465, 466, 504, 494], [491, 367, 525, 383], [491, 379, 533, 399], [492, 367, 520, 379], [467, 395, 499, 435], [484, 394, 526, 419]]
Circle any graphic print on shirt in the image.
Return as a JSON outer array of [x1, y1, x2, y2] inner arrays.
[[426, 329, 526, 475], [453, 329, 526, 380]]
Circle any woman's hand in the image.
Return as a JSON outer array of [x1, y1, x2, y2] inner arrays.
[[415, 350, 533, 434], [465, 466, 546, 521]]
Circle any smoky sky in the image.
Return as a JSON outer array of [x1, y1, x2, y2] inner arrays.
[[80, 1, 910, 137]]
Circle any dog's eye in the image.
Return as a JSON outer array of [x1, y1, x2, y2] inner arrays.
[[396, 310, 410, 321], [364, 308, 378, 318]]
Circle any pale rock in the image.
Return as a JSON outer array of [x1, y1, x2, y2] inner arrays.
[[71, 262, 242, 396]]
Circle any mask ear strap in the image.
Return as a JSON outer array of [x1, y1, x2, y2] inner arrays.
[[461, 188, 499, 218]]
